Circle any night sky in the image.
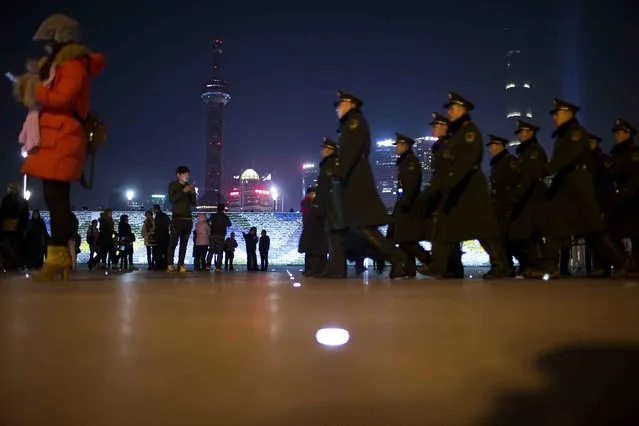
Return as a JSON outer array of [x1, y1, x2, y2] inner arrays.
[[1, 0, 638, 210]]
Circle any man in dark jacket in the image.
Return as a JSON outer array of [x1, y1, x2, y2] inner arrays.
[[167, 166, 197, 273], [387, 133, 431, 277], [243, 227, 259, 271], [259, 230, 270, 271], [421, 92, 510, 279], [332, 90, 407, 279], [299, 187, 328, 276], [207, 203, 231, 271], [528, 99, 626, 279]]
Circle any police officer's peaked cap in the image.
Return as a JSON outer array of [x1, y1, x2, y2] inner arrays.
[[393, 133, 416, 145], [334, 90, 364, 108], [550, 98, 580, 114], [322, 136, 338, 149], [611, 118, 637, 135], [514, 119, 540, 134], [306, 186, 316, 195], [486, 134, 509, 147], [588, 134, 602, 143], [444, 92, 475, 111], [429, 112, 449, 126]]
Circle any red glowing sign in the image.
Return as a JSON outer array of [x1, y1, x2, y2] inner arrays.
[[229, 191, 240, 197]]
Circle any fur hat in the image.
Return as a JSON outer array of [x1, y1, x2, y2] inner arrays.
[[33, 14, 81, 44]]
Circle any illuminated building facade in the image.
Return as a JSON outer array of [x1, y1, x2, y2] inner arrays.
[[226, 169, 273, 212], [200, 39, 231, 207], [301, 162, 319, 197], [372, 136, 437, 209]]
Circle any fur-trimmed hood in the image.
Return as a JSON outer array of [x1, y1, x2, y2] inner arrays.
[[37, 43, 105, 77]]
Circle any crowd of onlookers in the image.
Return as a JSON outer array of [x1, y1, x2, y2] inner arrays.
[[0, 181, 272, 273]]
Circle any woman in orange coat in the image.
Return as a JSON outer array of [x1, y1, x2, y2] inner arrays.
[[14, 14, 105, 281]]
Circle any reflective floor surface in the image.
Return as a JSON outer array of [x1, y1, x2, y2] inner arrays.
[[1, 270, 639, 425]]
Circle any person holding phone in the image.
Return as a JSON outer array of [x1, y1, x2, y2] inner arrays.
[[10, 14, 105, 281], [167, 166, 197, 272]]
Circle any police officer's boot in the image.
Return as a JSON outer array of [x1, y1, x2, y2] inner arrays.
[[480, 239, 511, 280], [357, 228, 408, 279]]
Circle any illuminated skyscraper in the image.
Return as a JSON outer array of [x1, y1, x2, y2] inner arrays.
[[372, 136, 437, 209], [200, 39, 231, 206], [504, 27, 532, 124], [301, 162, 319, 197]]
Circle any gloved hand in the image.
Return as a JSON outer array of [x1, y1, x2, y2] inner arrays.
[[13, 74, 39, 108]]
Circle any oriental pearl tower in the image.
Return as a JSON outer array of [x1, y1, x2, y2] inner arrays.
[[200, 39, 231, 206]]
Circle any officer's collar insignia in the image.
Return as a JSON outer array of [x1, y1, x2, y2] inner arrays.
[[348, 119, 359, 129]]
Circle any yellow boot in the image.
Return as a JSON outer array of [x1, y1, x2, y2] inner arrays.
[[31, 246, 71, 282]]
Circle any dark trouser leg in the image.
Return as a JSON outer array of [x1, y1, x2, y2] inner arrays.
[[508, 240, 526, 275], [215, 240, 225, 269], [352, 227, 407, 278], [629, 237, 639, 274], [42, 179, 72, 246], [324, 231, 347, 277], [560, 241, 571, 275], [478, 238, 511, 279], [260, 251, 268, 270], [448, 242, 464, 278], [428, 241, 456, 277], [177, 221, 193, 267], [228, 252, 234, 269], [146, 246, 153, 269], [303, 254, 310, 274], [247, 251, 257, 270], [315, 254, 327, 275], [167, 219, 192, 267], [533, 237, 565, 278], [399, 242, 431, 277], [591, 232, 627, 278]]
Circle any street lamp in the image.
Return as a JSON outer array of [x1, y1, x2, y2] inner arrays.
[[271, 186, 278, 212], [24, 190, 31, 201], [125, 190, 135, 201]]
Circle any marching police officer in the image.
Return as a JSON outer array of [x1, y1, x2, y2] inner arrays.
[[509, 119, 548, 275], [332, 90, 408, 278], [387, 133, 431, 277], [528, 99, 627, 279], [420, 92, 510, 279], [312, 137, 345, 278], [586, 134, 614, 276], [486, 134, 521, 275], [608, 118, 639, 275], [425, 112, 464, 278]]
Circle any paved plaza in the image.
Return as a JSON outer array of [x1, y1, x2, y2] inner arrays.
[[1, 269, 639, 425]]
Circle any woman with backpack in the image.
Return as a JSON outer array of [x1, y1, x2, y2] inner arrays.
[[12, 14, 105, 281]]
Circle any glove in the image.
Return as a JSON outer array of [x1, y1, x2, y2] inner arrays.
[[13, 74, 39, 108]]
